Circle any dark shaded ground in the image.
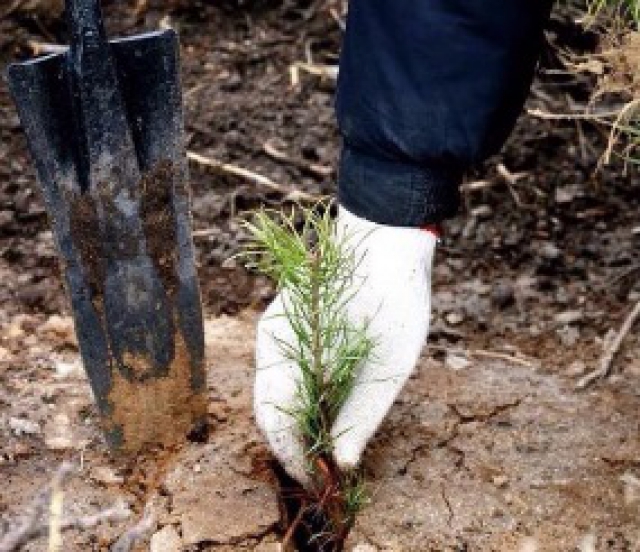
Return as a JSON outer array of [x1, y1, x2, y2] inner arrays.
[[1, 1, 639, 550], [1, 1, 638, 365]]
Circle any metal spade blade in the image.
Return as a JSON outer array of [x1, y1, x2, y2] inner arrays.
[[6, 0, 207, 452]]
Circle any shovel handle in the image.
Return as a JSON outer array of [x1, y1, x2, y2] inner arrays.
[[64, 0, 131, 187], [65, 0, 108, 56]]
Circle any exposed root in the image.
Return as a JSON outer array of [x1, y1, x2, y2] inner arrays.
[[274, 456, 361, 551], [577, 298, 640, 388]]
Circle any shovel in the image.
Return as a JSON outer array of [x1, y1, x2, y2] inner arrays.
[[6, 0, 207, 452]]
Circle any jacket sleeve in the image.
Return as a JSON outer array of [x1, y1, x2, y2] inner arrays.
[[336, 0, 554, 227]]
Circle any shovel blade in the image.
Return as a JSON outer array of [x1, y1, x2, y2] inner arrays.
[[7, 30, 207, 453]]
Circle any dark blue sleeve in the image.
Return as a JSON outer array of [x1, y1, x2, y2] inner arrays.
[[336, 0, 554, 226]]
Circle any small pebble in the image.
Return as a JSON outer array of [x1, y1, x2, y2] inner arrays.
[[445, 312, 465, 326], [492, 475, 509, 488], [565, 360, 587, 377], [150, 525, 183, 552], [540, 242, 561, 260], [445, 353, 471, 371], [352, 545, 379, 552], [578, 533, 596, 552], [44, 413, 76, 450], [519, 537, 538, 552], [54, 359, 84, 379], [91, 466, 124, 485], [39, 315, 76, 348], [471, 205, 493, 219], [555, 310, 583, 326], [620, 472, 640, 505], [9, 417, 40, 436]]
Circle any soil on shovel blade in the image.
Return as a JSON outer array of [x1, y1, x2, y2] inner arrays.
[[66, 157, 207, 454], [1, 2, 639, 551]]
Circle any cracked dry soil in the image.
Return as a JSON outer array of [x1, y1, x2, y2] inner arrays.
[[1, 312, 639, 551]]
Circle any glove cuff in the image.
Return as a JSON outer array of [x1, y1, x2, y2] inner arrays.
[[422, 224, 442, 238]]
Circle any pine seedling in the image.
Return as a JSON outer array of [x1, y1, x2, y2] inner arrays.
[[243, 203, 374, 550]]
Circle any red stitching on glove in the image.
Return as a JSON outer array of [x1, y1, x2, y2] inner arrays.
[[422, 224, 442, 238]]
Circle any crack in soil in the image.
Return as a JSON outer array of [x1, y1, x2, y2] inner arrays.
[[400, 397, 525, 476], [447, 397, 525, 424], [357, 527, 387, 550], [193, 522, 280, 549], [440, 482, 455, 527]]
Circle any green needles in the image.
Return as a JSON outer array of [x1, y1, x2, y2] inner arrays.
[[243, 203, 374, 549]]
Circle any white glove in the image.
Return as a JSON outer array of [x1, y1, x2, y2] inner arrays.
[[254, 205, 437, 485]]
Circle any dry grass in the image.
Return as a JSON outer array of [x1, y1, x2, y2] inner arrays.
[[582, 1, 640, 163]]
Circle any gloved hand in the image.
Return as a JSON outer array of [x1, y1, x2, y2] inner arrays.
[[254, 205, 437, 485]]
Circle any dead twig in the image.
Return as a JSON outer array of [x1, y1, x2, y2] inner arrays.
[[602, 98, 640, 166], [263, 138, 333, 178], [329, 7, 346, 31], [186, 150, 319, 203], [27, 41, 67, 56], [0, 463, 73, 552], [576, 298, 640, 389], [2, 0, 63, 17], [602, 263, 640, 289], [192, 228, 217, 239], [460, 179, 494, 193], [59, 505, 131, 538], [496, 163, 533, 208], [526, 106, 624, 121], [110, 509, 156, 552], [48, 467, 64, 552], [496, 163, 528, 185], [289, 62, 338, 87], [469, 349, 537, 367], [429, 345, 537, 368], [0, 463, 131, 552]]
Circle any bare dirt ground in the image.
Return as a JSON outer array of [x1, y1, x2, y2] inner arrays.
[[1, 1, 640, 551], [2, 313, 640, 550]]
